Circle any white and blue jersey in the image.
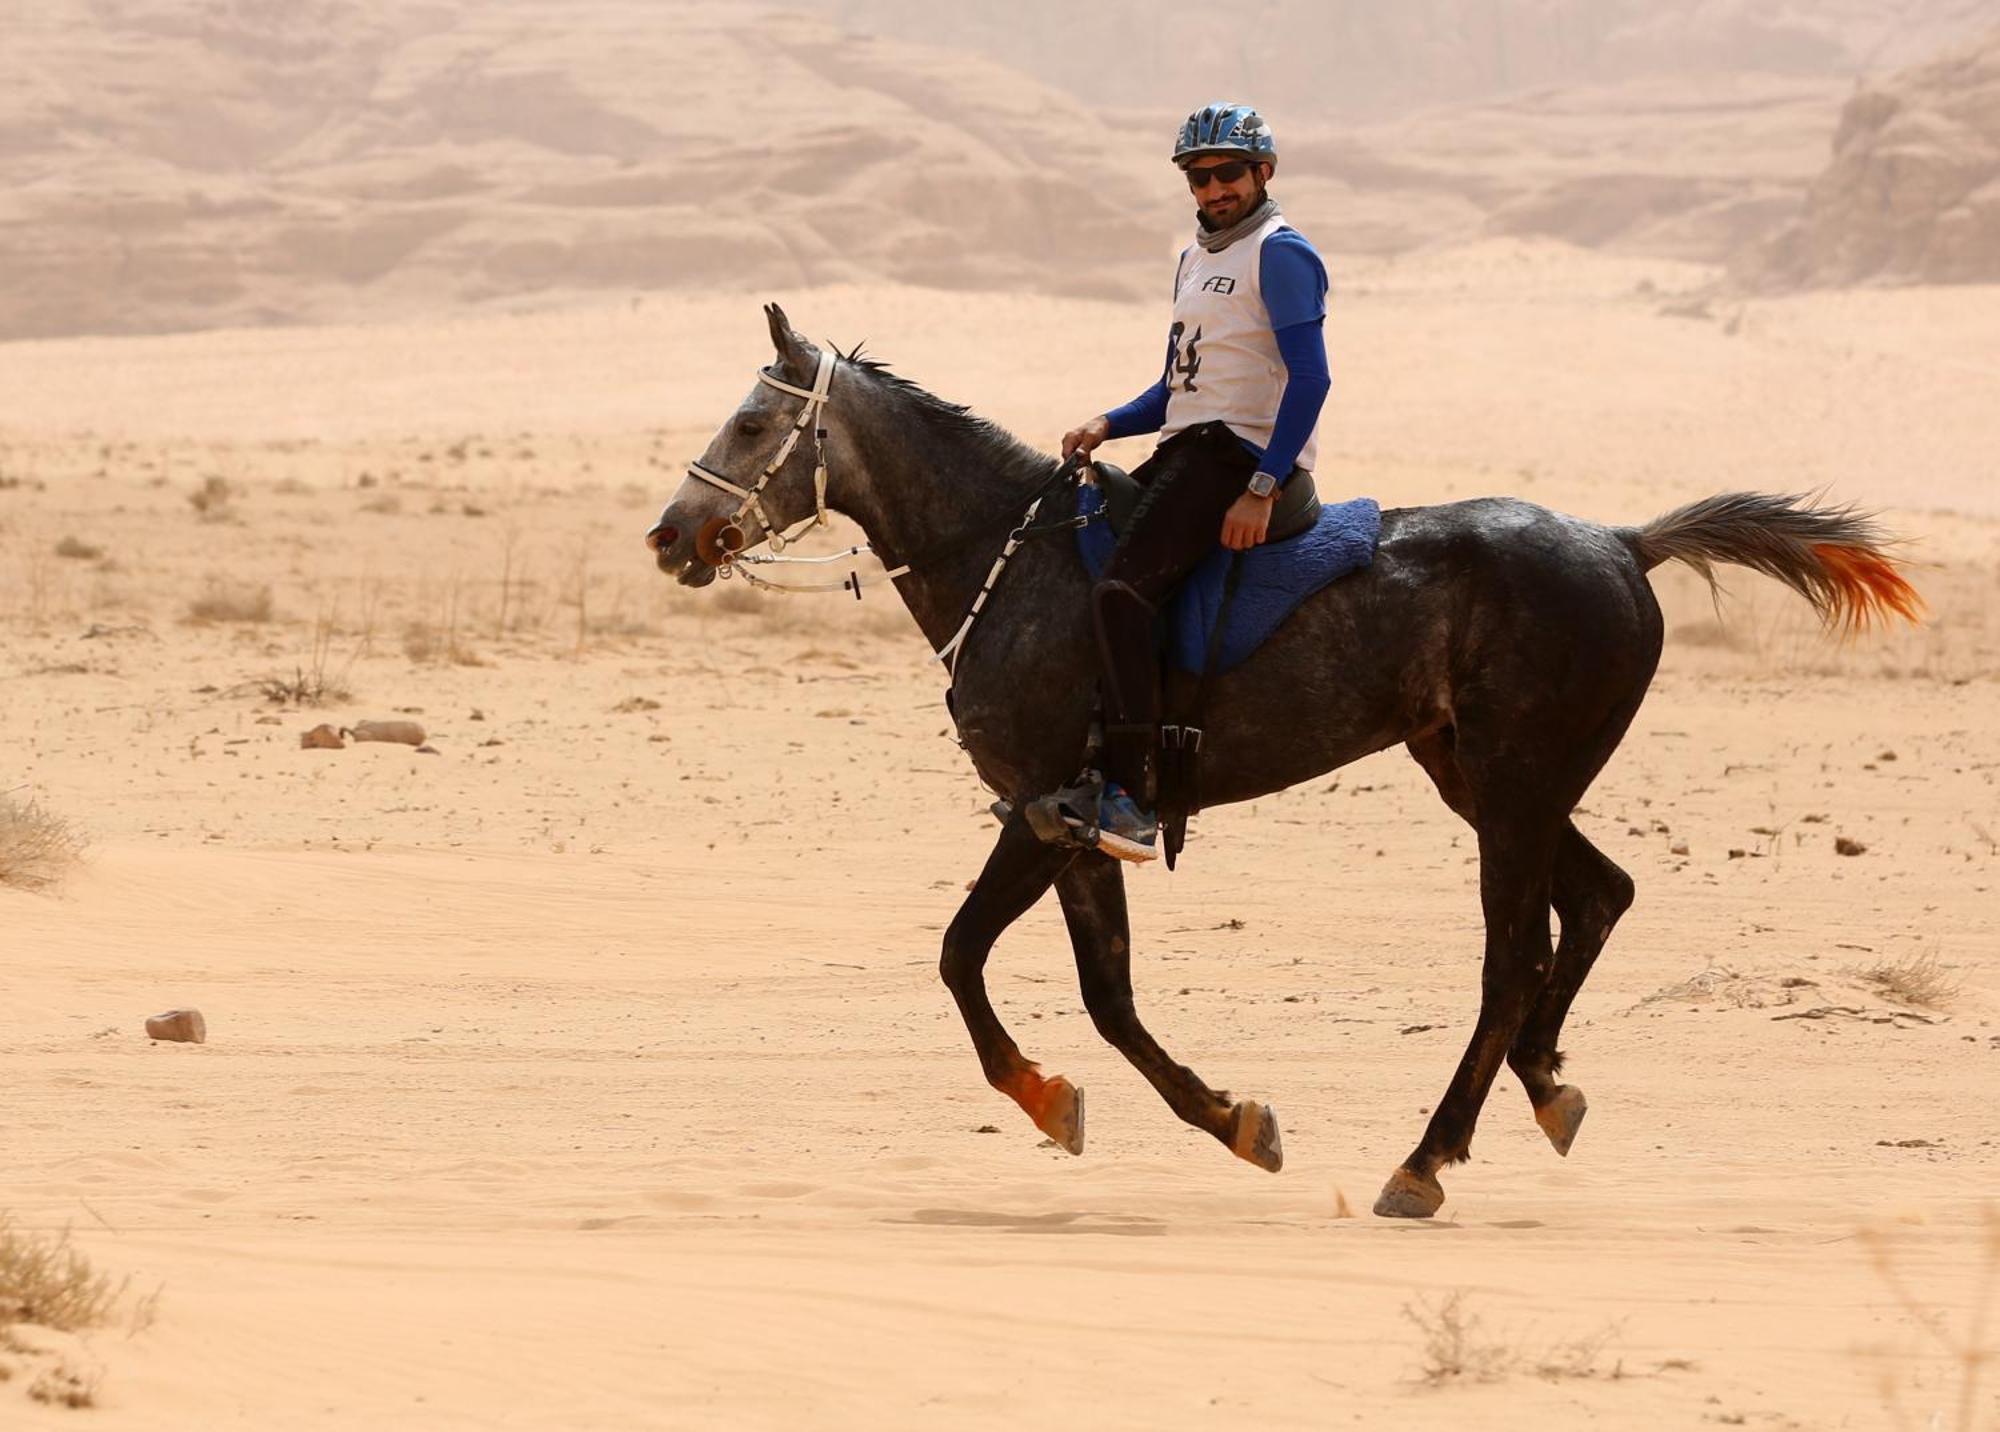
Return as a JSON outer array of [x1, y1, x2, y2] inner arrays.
[[1105, 216, 1330, 482]]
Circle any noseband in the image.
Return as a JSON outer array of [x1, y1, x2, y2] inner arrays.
[[680, 349, 836, 560]]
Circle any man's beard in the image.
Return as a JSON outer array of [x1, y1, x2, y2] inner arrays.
[[1198, 180, 1268, 231]]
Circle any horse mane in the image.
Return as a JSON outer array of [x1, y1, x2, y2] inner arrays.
[[835, 342, 1055, 489]]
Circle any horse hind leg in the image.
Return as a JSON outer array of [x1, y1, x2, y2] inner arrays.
[[1377, 797, 1562, 1218], [940, 817, 1087, 1153], [1408, 725, 1633, 1161], [1507, 824, 1633, 1156], [1054, 856, 1282, 1171]]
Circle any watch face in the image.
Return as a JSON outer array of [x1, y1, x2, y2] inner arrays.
[[1249, 473, 1277, 497]]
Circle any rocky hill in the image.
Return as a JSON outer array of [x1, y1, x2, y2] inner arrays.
[[6, 0, 1998, 341], [0, 0, 1167, 340], [1747, 24, 2000, 287], [830, 0, 1998, 123]]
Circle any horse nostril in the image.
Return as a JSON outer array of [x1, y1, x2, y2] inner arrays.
[[646, 524, 679, 552]]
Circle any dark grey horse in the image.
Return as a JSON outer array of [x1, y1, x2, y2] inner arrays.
[[647, 305, 1920, 1218]]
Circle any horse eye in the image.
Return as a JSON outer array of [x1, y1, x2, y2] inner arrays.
[[736, 419, 766, 439]]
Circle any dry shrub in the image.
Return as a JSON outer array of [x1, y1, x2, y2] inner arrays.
[[1404, 1291, 1629, 1388], [188, 474, 234, 519], [27, 1359, 98, 1408], [1856, 949, 1960, 1011], [187, 580, 274, 624], [52, 536, 102, 561], [360, 493, 403, 515], [1860, 1207, 1998, 1431], [1405, 1292, 1513, 1386], [0, 1215, 122, 1332], [0, 796, 85, 892]]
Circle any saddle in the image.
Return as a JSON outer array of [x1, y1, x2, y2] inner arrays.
[[1088, 460, 1323, 544]]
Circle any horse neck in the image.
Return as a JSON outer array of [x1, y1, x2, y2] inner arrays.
[[832, 390, 1064, 654]]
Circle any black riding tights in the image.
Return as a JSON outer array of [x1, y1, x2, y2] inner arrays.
[[1091, 421, 1258, 803]]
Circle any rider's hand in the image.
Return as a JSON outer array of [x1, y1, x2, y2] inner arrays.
[[1221, 491, 1275, 550], [1061, 415, 1111, 461]]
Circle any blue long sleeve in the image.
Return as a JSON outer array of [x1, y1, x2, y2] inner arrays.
[[1258, 318, 1330, 481], [1253, 229, 1331, 481]]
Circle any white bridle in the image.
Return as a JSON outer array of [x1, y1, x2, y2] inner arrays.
[[657, 349, 1087, 675], [684, 350, 836, 556]]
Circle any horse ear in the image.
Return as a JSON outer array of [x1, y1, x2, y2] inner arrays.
[[764, 302, 817, 379]]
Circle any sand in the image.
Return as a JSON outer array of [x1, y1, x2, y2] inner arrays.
[[4, 248, 1998, 1427]]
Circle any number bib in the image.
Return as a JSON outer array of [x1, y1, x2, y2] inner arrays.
[[1159, 213, 1313, 472]]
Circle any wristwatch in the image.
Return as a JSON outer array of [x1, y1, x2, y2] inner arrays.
[[1246, 472, 1279, 499]]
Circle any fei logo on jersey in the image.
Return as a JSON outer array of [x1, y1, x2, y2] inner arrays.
[[1199, 275, 1237, 295]]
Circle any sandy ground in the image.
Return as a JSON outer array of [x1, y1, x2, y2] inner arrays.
[[4, 246, 1998, 1427]]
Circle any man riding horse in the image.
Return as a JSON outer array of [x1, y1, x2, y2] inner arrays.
[[1061, 101, 1332, 863]]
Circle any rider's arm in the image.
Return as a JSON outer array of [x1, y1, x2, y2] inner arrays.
[[1255, 232, 1332, 485]]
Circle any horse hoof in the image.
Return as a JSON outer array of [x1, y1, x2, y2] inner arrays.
[[1032, 1076, 1085, 1156], [1373, 1166, 1444, 1219], [1535, 1085, 1587, 1157], [1230, 1099, 1284, 1173]]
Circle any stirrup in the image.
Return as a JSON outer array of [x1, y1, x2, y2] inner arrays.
[[1021, 774, 1104, 852]]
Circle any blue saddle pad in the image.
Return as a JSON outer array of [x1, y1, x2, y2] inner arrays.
[[1075, 483, 1382, 675]]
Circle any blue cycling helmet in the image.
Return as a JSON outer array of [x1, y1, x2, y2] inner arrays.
[[1173, 102, 1276, 167]]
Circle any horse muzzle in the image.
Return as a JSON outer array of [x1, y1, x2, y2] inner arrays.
[[646, 512, 751, 587]]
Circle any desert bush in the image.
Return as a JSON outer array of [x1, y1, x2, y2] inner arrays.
[[0, 1215, 122, 1332], [1403, 1292, 1629, 1388], [188, 475, 234, 518], [1856, 949, 1960, 1010], [52, 536, 102, 561], [1404, 1292, 1513, 1386], [0, 796, 86, 892], [1860, 1207, 1998, 1431], [187, 580, 274, 624], [360, 493, 403, 515]]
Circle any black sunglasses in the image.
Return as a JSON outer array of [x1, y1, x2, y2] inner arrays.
[[1184, 159, 1254, 190]]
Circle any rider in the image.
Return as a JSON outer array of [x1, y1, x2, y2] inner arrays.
[[1060, 101, 1331, 862]]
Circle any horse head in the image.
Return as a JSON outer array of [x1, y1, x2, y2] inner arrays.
[[646, 303, 835, 587]]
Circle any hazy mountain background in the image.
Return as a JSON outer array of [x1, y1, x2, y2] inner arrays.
[[3, 0, 1997, 340]]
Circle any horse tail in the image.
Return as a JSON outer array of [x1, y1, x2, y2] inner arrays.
[[1622, 491, 1923, 634]]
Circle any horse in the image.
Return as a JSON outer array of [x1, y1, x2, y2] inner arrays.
[[645, 304, 1921, 1218]]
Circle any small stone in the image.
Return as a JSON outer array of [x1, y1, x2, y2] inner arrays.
[[145, 1008, 206, 1044], [1835, 836, 1868, 856], [1670, 840, 1690, 856], [1728, 848, 1746, 859], [346, 719, 426, 746], [973, 1124, 1000, 1134], [300, 723, 343, 749]]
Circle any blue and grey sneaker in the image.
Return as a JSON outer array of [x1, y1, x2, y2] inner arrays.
[[1095, 783, 1159, 863]]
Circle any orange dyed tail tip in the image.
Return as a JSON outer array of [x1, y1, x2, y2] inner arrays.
[[1811, 543, 1925, 633]]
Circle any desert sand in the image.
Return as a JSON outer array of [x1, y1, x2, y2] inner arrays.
[[3, 243, 1997, 1427]]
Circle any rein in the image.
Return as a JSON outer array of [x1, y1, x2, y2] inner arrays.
[[657, 353, 1092, 674]]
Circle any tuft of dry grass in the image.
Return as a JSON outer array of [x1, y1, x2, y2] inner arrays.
[[1860, 1206, 1998, 1432], [0, 795, 86, 892], [188, 474, 234, 519], [0, 1215, 123, 1332], [52, 535, 102, 561], [255, 603, 355, 706], [1404, 1291, 1631, 1388], [27, 1359, 98, 1408], [187, 580, 275, 624], [1404, 1292, 1513, 1386], [1855, 949, 1960, 1011]]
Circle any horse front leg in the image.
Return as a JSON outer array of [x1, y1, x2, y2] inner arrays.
[[1054, 857, 1282, 1171], [939, 816, 1087, 1152]]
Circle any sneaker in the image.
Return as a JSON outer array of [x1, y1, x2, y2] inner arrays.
[[1095, 783, 1159, 863]]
